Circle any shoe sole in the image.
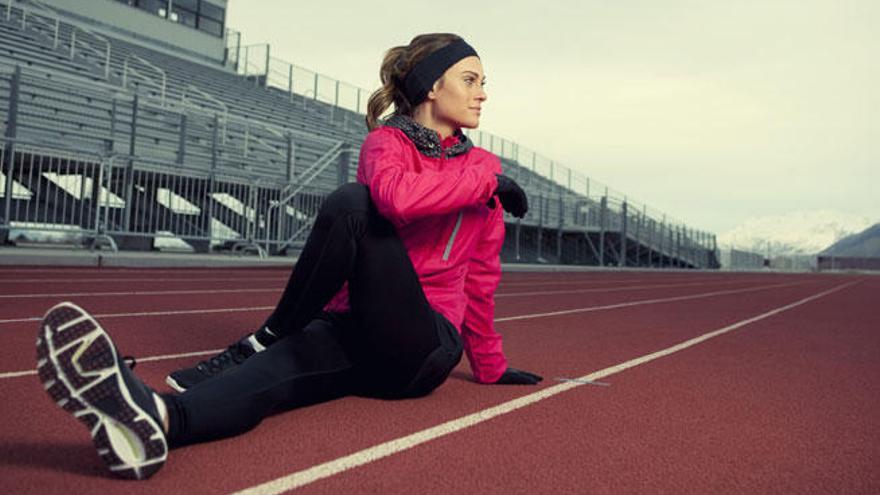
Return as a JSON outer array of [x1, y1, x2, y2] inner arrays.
[[36, 302, 167, 480]]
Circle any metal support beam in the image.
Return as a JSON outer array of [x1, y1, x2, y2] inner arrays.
[[619, 201, 628, 268], [107, 97, 118, 153], [634, 210, 642, 267], [514, 219, 521, 261], [123, 94, 139, 232], [599, 194, 607, 266], [206, 113, 220, 241], [264, 44, 271, 87], [286, 134, 295, 184], [288, 64, 294, 102], [177, 113, 187, 165], [675, 226, 682, 268], [3, 65, 22, 234], [313, 73, 319, 100], [556, 195, 563, 262], [536, 195, 544, 261]]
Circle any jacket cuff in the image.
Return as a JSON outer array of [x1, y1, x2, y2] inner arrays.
[[480, 170, 499, 204]]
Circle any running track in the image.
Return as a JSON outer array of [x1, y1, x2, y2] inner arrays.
[[0, 266, 877, 494]]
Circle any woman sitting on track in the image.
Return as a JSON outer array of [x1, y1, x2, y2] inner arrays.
[[37, 33, 542, 480]]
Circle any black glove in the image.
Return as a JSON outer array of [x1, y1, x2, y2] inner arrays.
[[494, 367, 543, 385], [493, 174, 528, 218]]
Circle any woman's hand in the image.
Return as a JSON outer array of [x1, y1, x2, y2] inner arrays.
[[494, 367, 543, 385], [493, 175, 528, 218]]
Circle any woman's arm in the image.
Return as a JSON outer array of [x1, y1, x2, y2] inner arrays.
[[359, 129, 498, 224], [461, 204, 509, 383], [462, 201, 543, 385]]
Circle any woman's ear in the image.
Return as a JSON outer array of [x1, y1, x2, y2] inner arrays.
[[426, 78, 444, 101]]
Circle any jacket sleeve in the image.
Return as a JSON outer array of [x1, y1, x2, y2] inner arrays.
[[461, 202, 509, 383], [359, 129, 498, 224]]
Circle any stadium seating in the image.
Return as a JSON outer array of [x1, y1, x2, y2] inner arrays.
[[0, 0, 718, 268]]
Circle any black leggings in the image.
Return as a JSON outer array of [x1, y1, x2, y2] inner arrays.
[[164, 183, 464, 447]]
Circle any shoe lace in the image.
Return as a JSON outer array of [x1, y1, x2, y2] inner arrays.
[[198, 341, 251, 374]]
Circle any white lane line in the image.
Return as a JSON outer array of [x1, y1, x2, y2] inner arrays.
[[0, 348, 225, 379], [496, 279, 756, 298], [0, 277, 287, 284], [0, 278, 750, 300], [0, 280, 803, 326], [0, 268, 289, 274], [0, 306, 276, 325], [498, 277, 756, 288], [556, 377, 611, 387], [0, 275, 654, 284], [0, 369, 41, 379], [231, 281, 858, 495], [0, 280, 812, 376], [495, 281, 805, 322], [499, 278, 658, 287], [0, 273, 772, 287], [0, 288, 284, 299]]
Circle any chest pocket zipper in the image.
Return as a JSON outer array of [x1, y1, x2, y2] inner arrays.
[[442, 211, 464, 261]]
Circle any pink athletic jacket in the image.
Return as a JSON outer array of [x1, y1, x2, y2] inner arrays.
[[323, 115, 509, 383]]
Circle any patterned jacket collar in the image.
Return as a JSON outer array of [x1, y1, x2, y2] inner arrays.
[[384, 114, 473, 158]]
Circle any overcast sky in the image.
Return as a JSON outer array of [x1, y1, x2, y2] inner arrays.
[[226, 0, 877, 234]]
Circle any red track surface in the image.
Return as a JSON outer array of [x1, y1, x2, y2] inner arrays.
[[0, 267, 877, 493]]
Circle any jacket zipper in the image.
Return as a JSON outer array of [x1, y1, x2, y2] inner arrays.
[[437, 146, 462, 262], [442, 210, 464, 261]]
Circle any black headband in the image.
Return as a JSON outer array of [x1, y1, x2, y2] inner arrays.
[[403, 40, 479, 106]]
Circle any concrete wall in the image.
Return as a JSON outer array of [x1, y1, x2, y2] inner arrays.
[[36, 0, 228, 63]]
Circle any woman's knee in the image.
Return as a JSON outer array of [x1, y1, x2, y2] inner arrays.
[[319, 183, 371, 220]]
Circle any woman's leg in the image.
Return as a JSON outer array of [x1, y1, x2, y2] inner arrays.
[[169, 182, 438, 390], [268, 182, 461, 392], [261, 183, 441, 361], [164, 183, 462, 445], [262, 183, 434, 346], [163, 314, 356, 447]]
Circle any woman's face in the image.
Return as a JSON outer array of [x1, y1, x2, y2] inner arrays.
[[428, 56, 487, 130]]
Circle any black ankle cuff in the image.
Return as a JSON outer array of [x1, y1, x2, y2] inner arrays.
[[254, 326, 278, 347], [160, 393, 187, 448]]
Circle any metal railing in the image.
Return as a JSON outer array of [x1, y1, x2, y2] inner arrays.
[[122, 53, 167, 105], [0, 137, 289, 254], [1, 59, 715, 265], [224, 32, 713, 251], [1, 138, 116, 249], [0, 5, 717, 266], [223, 27, 242, 71], [8, 0, 112, 79], [267, 141, 352, 252], [1, 135, 716, 266], [1, 63, 344, 182]]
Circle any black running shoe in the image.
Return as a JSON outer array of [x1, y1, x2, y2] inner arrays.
[[165, 338, 256, 392], [36, 302, 167, 480]]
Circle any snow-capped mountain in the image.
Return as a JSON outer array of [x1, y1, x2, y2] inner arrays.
[[821, 223, 880, 257], [718, 210, 876, 256]]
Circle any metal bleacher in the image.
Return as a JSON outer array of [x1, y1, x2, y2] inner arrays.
[[1, 3, 347, 180], [0, 0, 719, 267]]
